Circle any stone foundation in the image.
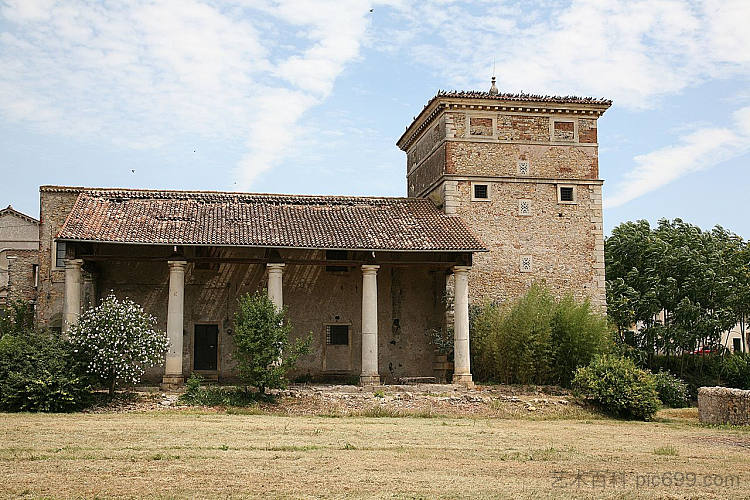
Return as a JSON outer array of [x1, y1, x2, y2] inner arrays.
[[698, 386, 750, 425]]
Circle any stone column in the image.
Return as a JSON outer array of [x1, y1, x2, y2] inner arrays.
[[163, 260, 187, 388], [452, 266, 473, 386], [62, 258, 83, 333], [360, 265, 380, 385], [267, 263, 285, 311]]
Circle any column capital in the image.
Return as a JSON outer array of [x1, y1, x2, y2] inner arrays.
[[361, 264, 380, 274], [65, 258, 84, 270], [452, 265, 471, 274], [167, 260, 188, 270], [267, 263, 286, 271]]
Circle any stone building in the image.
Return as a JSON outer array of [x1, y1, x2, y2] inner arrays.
[[34, 83, 612, 386], [397, 81, 612, 307], [0, 205, 39, 307]]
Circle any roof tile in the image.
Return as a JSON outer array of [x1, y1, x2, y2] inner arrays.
[[57, 189, 486, 252]]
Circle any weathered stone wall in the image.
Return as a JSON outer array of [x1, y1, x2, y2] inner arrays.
[[698, 387, 750, 426], [452, 180, 605, 307], [497, 114, 550, 142], [37, 187, 81, 327], [407, 144, 445, 197], [405, 104, 606, 309], [6, 249, 38, 303], [446, 141, 598, 180], [0, 212, 38, 251]]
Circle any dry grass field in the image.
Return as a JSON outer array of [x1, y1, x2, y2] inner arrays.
[[1, 407, 748, 499]]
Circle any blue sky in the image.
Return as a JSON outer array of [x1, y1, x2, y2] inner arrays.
[[1, 0, 749, 238]]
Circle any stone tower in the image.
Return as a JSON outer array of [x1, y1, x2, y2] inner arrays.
[[397, 84, 612, 308]]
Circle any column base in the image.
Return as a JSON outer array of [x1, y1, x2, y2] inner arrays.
[[160, 375, 184, 391], [360, 374, 381, 386], [452, 373, 474, 388]]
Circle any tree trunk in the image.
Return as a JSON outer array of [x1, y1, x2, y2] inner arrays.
[[109, 377, 116, 395]]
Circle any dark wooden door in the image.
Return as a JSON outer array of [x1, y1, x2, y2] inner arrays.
[[194, 324, 218, 371]]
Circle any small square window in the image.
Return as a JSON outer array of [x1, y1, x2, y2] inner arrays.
[[520, 255, 533, 273], [558, 185, 576, 204], [472, 183, 489, 200], [518, 199, 531, 216], [326, 324, 349, 345], [55, 242, 66, 268], [517, 160, 530, 176]]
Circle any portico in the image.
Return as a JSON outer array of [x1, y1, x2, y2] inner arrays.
[[55, 188, 485, 387]]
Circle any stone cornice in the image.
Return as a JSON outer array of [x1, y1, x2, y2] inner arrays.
[[397, 95, 611, 152]]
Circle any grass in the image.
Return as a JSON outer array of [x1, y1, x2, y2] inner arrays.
[[0, 409, 748, 498], [653, 445, 679, 456]]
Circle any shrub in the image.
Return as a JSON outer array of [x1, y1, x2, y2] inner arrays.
[[470, 284, 611, 386], [68, 294, 168, 394], [233, 291, 311, 394], [550, 294, 612, 386], [722, 353, 750, 390], [0, 328, 92, 412], [179, 373, 260, 406], [652, 370, 690, 408], [572, 355, 660, 420]]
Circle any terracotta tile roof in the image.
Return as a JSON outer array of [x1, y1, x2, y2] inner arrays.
[[56, 188, 486, 252]]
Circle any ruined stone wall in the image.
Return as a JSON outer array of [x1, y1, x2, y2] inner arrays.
[[37, 187, 81, 326], [6, 249, 38, 303], [698, 387, 750, 426]]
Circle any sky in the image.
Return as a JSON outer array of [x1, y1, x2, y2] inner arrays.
[[1, 0, 749, 238]]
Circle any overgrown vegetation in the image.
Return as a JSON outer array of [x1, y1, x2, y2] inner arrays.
[[178, 373, 266, 406], [652, 370, 690, 408], [0, 300, 92, 412], [572, 355, 661, 421], [470, 284, 611, 386], [68, 294, 169, 394], [232, 291, 311, 394]]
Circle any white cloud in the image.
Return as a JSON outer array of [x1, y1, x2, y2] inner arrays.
[[376, 0, 750, 205], [378, 0, 750, 109], [0, 0, 371, 188], [604, 106, 750, 208]]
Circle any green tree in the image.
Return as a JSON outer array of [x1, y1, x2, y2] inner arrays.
[[605, 219, 747, 363], [68, 294, 168, 394], [232, 291, 311, 394]]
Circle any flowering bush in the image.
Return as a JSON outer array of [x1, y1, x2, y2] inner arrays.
[[68, 294, 168, 393]]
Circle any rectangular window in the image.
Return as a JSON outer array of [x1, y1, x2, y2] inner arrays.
[[32, 264, 39, 288], [472, 183, 489, 201], [55, 242, 66, 268], [325, 250, 349, 272], [733, 338, 742, 352], [558, 185, 576, 204], [326, 324, 349, 345]]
